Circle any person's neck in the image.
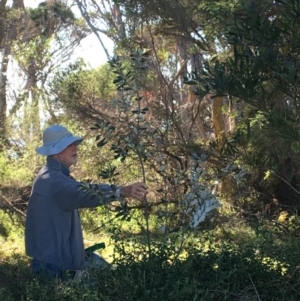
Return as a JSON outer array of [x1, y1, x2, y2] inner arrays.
[[52, 155, 72, 169], [47, 156, 70, 174]]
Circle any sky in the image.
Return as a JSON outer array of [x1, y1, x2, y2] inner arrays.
[[72, 33, 114, 68]]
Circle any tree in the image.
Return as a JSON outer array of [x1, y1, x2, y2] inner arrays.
[[70, 0, 244, 202], [7, 1, 89, 152], [72, 0, 300, 211], [0, 0, 25, 143], [185, 0, 300, 208]]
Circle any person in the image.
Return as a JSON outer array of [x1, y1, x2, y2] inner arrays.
[[25, 124, 147, 280]]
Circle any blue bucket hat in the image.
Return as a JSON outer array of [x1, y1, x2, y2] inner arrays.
[[36, 125, 83, 156]]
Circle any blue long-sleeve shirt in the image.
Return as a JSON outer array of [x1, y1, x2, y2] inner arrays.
[[25, 157, 117, 270]]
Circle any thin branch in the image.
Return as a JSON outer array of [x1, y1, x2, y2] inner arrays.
[[248, 273, 262, 301], [0, 194, 26, 218], [75, 0, 110, 60], [268, 169, 300, 196]]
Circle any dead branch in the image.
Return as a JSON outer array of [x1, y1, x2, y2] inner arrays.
[[0, 193, 26, 218]]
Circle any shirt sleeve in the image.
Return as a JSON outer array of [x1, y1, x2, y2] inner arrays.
[[51, 176, 119, 211]]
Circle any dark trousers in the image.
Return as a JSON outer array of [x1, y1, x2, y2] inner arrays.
[[31, 254, 110, 281], [31, 259, 77, 281]]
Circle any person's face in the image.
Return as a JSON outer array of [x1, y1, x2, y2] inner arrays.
[[55, 142, 79, 168]]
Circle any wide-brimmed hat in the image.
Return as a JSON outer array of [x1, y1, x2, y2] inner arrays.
[[36, 125, 83, 156]]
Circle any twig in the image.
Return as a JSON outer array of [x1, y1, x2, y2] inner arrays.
[[75, 0, 110, 60], [90, 214, 119, 233], [248, 273, 262, 301], [268, 169, 300, 196], [0, 194, 26, 218]]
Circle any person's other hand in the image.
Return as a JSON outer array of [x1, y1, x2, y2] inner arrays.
[[120, 182, 148, 200]]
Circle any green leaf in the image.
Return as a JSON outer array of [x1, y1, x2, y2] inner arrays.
[[184, 80, 198, 85], [97, 138, 107, 147]]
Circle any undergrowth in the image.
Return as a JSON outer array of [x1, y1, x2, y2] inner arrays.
[[1, 209, 300, 301]]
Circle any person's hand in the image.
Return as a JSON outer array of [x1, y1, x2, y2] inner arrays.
[[120, 182, 148, 200]]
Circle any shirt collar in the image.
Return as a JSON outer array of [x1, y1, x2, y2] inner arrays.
[[46, 156, 70, 177]]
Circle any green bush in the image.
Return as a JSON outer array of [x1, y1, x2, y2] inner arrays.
[[1, 226, 300, 301]]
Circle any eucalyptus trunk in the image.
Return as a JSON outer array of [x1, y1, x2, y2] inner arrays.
[[212, 95, 225, 146], [0, 0, 24, 143], [0, 50, 8, 142]]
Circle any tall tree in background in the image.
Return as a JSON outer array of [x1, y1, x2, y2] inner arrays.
[[0, 0, 90, 146], [7, 1, 89, 150], [0, 0, 25, 143], [12, 1, 88, 136]]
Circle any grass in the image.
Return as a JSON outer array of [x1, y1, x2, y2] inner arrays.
[[1, 207, 300, 300], [0, 212, 25, 258]]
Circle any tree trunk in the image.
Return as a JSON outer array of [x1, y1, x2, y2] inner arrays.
[[212, 95, 235, 199], [0, 51, 8, 141], [228, 98, 236, 132], [0, 0, 24, 143], [212, 95, 225, 146]]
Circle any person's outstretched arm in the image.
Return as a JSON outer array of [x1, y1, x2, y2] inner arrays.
[[120, 182, 148, 200]]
